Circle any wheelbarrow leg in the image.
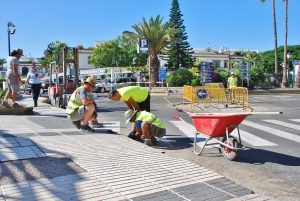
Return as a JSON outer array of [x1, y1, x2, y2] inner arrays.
[[194, 132, 210, 155]]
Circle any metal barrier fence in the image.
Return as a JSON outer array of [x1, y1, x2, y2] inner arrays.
[[182, 84, 248, 110]]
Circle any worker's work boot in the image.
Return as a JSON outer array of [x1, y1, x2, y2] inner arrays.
[[80, 125, 95, 133], [91, 122, 103, 128], [150, 136, 158, 146], [144, 139, 154, 146], [128, 131, 138, 140], [71, 120, 81, 129]]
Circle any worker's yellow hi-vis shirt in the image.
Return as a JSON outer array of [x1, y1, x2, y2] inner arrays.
[[228, 77, 238, 89], [118, 86, 149, 103]]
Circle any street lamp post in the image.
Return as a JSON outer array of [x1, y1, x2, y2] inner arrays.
[[287, 52, 291, 87], [7, 22, 16, 55]]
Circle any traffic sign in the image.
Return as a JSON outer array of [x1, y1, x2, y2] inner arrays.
[[159, 70, 167, 81], [196, 89, 207, 99], [137, 38, 149, 54]]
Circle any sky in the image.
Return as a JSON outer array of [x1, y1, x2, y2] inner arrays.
[[0, 0, 300, 59]]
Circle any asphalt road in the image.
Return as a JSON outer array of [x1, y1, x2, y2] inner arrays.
[[95, 93, 300, 201]]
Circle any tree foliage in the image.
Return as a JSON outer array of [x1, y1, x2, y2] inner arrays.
[[169, 68, 193, 86], [123, 15, 178, 83], [166, 0, 194, 69], [88, 35, 147, 67], [40, 41, 71, 68], [261, 45, 300, 74], [0, 58, 5, 67]]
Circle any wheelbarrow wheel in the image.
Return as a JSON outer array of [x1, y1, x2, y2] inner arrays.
[[221, 136, 238, 161]]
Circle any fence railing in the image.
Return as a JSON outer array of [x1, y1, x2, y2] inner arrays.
[[182, 84, 248, 110]]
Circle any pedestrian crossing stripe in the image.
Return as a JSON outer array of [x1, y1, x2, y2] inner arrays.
[[263, 119, 300, 131], [169, 120, 277, 147], [243, 120, 300, 144], [290, 119, 300, 123]]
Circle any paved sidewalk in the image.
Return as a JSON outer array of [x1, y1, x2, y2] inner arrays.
[[0, 96, 275, 201]]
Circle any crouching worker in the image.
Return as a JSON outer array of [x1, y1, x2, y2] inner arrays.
[[124, 110, 166, 146], [66, 77, 97, 132]]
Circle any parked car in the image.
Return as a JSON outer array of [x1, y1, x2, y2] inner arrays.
[[96, 77, 136, 92]]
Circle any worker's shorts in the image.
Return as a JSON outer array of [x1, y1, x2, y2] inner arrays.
[[7, 75, 20, 93], [68, 105, 86, 121], [149, 124, 166, 138]]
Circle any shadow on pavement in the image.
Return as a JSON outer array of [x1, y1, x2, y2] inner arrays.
[[156, 137, 194, 150], [237, 148, 300, 166], [0, 129, 85, 200]]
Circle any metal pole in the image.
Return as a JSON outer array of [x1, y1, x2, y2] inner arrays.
[[8, 31, 11, 55], [148, 55, 151, 90], [63, 46, 67, 92], [73, 48, 79, 88]]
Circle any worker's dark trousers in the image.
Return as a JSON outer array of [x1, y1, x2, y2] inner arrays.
[[31, 84, 41, 107]]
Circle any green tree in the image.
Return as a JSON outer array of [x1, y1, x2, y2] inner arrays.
[[123, 15, 178, 83], [244, 52, 263, 66], [0, 58, 5, 67], [167, 0, 194, 69], [89, 40, 121, 67], [260, 0, 279, 84], [88, 35, 147, 67], [169, 68, 193, 86], [41, 41, 70, 69]]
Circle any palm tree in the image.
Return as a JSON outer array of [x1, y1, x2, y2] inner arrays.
[[281, 0, 289, 87], [0, 58, 5, 68], [260, 0, 279, 85], [123, 15, 178, 83]]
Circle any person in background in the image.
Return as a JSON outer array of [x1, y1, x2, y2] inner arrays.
[[124, 109, 166, 146], [25, 63, 44, 107], [66, 77, 97, 132], [2, 49, 23, 108], [108, 86, 150, 112], [227, 72, 238, 89]]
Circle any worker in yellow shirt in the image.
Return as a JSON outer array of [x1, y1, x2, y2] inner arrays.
[[227, 72, 238, 89], [108, 86, 150, 112]]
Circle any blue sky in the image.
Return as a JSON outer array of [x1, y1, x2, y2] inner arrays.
[[1, 0, 299, 59]]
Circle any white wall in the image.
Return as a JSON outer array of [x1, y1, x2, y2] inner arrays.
[[78, 49, 95, 69]]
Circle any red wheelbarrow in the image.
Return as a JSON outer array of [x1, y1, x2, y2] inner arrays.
[[173, 110, 282, 161], [191, 113, 248, 161]]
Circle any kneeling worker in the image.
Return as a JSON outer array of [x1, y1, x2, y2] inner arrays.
[[66, 77, 97, 132], [108, 86, 150, 112], [124, 109, 166, 146]]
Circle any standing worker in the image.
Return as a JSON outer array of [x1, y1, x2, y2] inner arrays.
[[1, 49, 24, 108], [124, 109, 166, 146], [108, 86, 150, 112], [65, 77, 98, 132], [25, 63, 44, 107], [227, 72, 238, 89]]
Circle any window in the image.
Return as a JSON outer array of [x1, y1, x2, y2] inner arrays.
[[212, 60, 220, 68]]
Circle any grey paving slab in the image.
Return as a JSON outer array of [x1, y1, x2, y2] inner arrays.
[[27, 116, 75, 129], [0, 104, 267, 201]]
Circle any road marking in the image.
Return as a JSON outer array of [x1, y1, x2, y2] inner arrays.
[[170, 120, 276, 147], [230, 129, 277, 147], [243, 120, 300, 144], [290, 119, 300, 123], [263, 119, 300, 131]]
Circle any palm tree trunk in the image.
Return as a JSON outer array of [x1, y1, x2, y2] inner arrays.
[[272, 0, 280, 85], [281, 0, 288, 88], [150, 54, 160, 84]]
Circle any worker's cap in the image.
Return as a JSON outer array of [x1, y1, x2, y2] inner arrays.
[[83, 77, 96, 86], [124, 109, 138, 124], [230, 72, 235, 75], [15, 48, 24, 56]]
